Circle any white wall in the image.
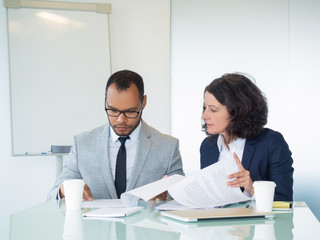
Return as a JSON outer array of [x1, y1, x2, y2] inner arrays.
[[288, 0, 320, 221], [107, 0, 171, 133], [0, 1, 58, 217], [0, 0, 170, 217], [171, 0, 320, 220]]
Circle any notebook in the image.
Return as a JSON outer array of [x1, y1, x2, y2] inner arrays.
[[83, 207, 143, 218], [160, 208, 274, 222]]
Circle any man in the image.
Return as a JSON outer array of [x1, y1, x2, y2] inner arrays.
[[47, 70, 184, 200]]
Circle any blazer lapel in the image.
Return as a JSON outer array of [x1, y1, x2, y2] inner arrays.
[[242, 138, 257, 170], [126, 120, 151, 190], [98, 123, 118, 199]]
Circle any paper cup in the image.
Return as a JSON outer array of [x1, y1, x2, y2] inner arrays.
[[253, 223, 276, 240], [63, 209, 84, 240], [63, 179, 85, 210], [253, 181, 276, 212]]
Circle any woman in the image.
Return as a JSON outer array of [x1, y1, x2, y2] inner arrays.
[[200, 73, 293, 201]]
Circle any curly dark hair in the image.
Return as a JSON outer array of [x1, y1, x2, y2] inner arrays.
[[202, 73, 268, 139], [105, 70, 144, 101]]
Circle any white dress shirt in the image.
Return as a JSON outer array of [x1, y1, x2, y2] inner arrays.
[[217, 134, 246, 163], [109, 122, 141, 185], [217, 134, 252, 197]]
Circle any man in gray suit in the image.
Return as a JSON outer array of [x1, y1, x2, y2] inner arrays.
[[47, 70, 183, 200]]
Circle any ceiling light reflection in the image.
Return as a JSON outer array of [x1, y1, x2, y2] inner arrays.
[[36, 12, 85, 28]]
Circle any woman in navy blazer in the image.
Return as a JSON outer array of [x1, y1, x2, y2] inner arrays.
[[200, 73, 293, 201]]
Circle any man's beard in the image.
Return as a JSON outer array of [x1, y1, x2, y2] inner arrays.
[[109, 115, 142, 136]]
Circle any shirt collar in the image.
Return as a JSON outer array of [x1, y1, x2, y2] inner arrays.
[[109, 121, 141, 144], [217, 134, 246, 152]]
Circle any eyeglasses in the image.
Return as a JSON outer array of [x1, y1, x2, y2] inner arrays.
[[105, 104, 143, 119]]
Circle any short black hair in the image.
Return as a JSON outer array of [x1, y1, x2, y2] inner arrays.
[[203, 73, 268, 139], [106, 70, 144, 101]]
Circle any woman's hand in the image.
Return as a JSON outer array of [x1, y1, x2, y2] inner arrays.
[[227, 152, 254, 196]]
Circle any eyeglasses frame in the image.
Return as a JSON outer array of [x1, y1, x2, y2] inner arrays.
[[105, 103, 143, 119]]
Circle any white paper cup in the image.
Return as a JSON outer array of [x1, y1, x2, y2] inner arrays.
[[253, 181, 276, 212], [63, 179, 85, 210], [253, 223, 276, 240], [63, 209, 84, 240]]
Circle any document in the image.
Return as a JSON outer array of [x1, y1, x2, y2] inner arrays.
[[121, 174, 185, 207], [155, 200, 194, 211], [122, 159, 251, 209], [83, 207, 143, 218]]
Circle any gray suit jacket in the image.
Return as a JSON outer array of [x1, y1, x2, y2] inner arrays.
[[47, 120, 184, 200]]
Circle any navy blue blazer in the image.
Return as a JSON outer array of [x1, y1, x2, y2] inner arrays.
[[200, 128, 294, 201]]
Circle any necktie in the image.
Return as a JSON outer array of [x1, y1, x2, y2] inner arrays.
[[115, 136, 129, 198]]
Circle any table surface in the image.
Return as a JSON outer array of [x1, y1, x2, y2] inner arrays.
[[0, 200, 319, 240]]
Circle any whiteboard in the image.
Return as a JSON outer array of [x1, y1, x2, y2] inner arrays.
[[7, 3, 111, 155]]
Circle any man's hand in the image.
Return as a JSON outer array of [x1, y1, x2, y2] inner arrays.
[[82, 184, 93, 201], [59, 182, 94, 201], [227, 153, 254, 196], [150, 175, 168, 201]]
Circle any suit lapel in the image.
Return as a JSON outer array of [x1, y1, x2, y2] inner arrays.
[[98, 123, 118, 199], [126, 120, 151, 190], [242, 138, 257, 170]]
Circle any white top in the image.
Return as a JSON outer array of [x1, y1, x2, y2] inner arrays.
[[109, 122, 141, 185], [217, 134, 252, 197], [217, 134, 246, 163]]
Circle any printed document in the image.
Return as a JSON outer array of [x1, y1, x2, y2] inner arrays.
[[122, 159, 251, 208]]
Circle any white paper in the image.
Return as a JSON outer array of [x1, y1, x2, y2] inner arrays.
[[82, 199, 125, 208], [155, 200, 197, 211], [121, 174, 185, 207], [82, 207, 143, 218], [168, 160, 251, 208], [121, 159, 251, 209]]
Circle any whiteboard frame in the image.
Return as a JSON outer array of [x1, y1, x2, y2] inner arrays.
[[5, 0, 112, 13]]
